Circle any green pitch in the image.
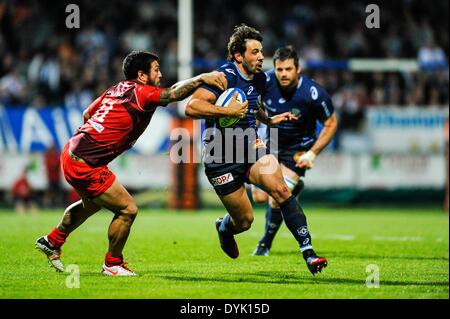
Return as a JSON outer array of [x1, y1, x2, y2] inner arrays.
[[0, 207, 448, 299]]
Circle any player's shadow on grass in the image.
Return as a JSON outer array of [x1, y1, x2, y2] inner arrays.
[[318, 251, 449, 262], [151, 270, 448, 287], [267, 251, 449, 262]]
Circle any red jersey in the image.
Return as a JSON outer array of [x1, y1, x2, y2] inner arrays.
[[70, 80, 166, 167], [12, 176, 32, 199]]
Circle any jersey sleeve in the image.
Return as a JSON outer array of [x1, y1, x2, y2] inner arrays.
[[135, 85, 167, 110], [201, 66, 235, 100], [309, 81, 335, 124], [83, 95, 103, 123]]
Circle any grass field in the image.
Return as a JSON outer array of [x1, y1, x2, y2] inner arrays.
[[0, 206, 448, 299]]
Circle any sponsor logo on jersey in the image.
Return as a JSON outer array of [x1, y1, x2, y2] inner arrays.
[[321, 101, 331, 117], [310, 86, 318, 100], [225, 68, 236, 75], [265, 104, 276, 113], [278, 98, 286, 104], [210, 173, 234, 186], [291, 108, 301, 117], [247, 86, 254, 95], [89, 120, 105, 133]]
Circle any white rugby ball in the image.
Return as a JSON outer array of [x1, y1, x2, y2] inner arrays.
[[216, 88, 247, 128]]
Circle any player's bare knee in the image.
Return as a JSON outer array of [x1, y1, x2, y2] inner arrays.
[[121, 202, 138, 221], [271, 183, 291, 203]]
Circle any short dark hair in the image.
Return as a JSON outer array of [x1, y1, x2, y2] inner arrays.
[[122, 51, 159, 80], [273, 46, 299, 68], [227, 24, 263, 61]]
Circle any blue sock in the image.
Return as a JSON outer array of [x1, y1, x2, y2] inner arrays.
[[259, 207, 283, 248], [279, 195, 313, 252], [219, 214, 240, 237]]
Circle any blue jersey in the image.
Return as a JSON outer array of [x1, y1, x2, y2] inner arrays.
[[202, 62, 266, 136], [264, 71, 334, 153], [201, 62, 266, 164]]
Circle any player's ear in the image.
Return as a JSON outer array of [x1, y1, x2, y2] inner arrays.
[[297, 65, 302, 75], [137, 70, 147, 82], [234, 52, 243, 64]]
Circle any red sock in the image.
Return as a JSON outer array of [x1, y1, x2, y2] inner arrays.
[[47, 227, 68, 249], [105, 252, 123, 267]]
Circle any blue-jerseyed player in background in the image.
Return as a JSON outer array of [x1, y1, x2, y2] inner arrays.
[[251, 46, 338, 256], [186, 25, 328, 274]]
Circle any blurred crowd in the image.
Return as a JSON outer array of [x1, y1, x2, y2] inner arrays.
[[0, 0, 448, 132]]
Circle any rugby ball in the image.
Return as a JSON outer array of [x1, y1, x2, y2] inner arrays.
[[216, 88, 247, 128]]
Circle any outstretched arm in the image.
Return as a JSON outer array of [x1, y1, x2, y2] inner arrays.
[[257, 107, 298, 126], [159, 71, 227, 104]]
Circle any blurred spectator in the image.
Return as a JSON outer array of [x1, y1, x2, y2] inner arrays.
[[0, 0, 446, 124], [0, 66, 27, 105], [27, 48, 61, 105], [43, 145, 62, 208], [418, 37, 447, 69], [11, 167, 37, 214], [384, 26, 403, 58], [301, 34, 324, 61]]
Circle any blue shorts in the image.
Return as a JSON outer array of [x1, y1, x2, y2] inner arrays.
[[204, 146, 269, 196], [278, 150, 306, 177]]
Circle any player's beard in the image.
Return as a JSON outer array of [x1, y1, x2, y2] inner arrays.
[[148, 78, 160, 88], [243, 60, 262, 75], [279, 76, 298, 91]]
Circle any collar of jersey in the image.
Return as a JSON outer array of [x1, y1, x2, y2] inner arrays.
[[233, 62, 254, 81]]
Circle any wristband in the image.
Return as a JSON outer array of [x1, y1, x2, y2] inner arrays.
[[299, 150, 317, 167]]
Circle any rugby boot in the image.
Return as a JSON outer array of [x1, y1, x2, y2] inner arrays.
[[102, 262, 137, 276], [215, 218, 239, 259], [35, 236, 64, 272], [252, 242, 270, 256], [303, 249, 328, 275]]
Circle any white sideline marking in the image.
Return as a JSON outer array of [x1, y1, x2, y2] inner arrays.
[[372, 236, 424, 242], [315, 234, 356, 241]]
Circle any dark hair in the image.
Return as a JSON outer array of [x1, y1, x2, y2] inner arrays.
[[273, 45, 299, 68], [122, 51, 159, 80], [227, 24, 263, 61]]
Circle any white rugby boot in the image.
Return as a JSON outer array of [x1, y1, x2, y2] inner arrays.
[[101, 262, 138, 276], [35, 236, 65, 272]]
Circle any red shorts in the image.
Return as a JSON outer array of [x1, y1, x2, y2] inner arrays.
[[61, 143, 116, 199]]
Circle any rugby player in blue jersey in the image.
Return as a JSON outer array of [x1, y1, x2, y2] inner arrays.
[[186, 25, 328, 274], [251, 46, 338, 257]]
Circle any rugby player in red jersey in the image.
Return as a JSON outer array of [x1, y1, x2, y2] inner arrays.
[[35, 51, 243, 276]]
